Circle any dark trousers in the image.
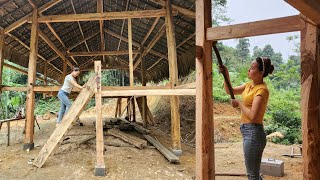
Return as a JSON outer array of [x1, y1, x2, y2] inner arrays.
[[240, 123, 266, 180]]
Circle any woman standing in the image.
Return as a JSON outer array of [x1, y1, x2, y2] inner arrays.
[[220, 57, 274, 180], [56, 67, 83, 127]]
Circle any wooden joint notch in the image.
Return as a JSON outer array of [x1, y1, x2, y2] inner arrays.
[[196, 45, 203, 59]]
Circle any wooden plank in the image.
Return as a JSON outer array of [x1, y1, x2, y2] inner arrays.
[[207, 15, 301, 41], [101, 89, 196, 96], [149, 0, 195, 18], [165, 0, 181, 154], [32, 75, 97, 168], [24, 10, 39, 151], [94, 61, 105, 176], [143, 135, 180, 163], [0, 30, 4, 89], [35, 9, 176, 23], [196, 0, 215, 179], [4, 0, 63, 34], [285, 0, 320, 25], [68, 50, 139, 57], [300, 18, 320, 179], [128, 18, 134, 86], [108, 129, 147, 149]]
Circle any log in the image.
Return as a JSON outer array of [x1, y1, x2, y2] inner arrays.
[[107, 129, 147, 149], [143, 134, 180, 163]]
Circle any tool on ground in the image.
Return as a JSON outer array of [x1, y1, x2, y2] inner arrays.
[[212, 41, 235, 99]]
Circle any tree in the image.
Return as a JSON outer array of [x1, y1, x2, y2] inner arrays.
[[236, 38, 250, 64], [212, 0, 230, 26]]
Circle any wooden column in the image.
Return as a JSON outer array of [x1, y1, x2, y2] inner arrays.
[[24, 10, 39, 151], [62, 59, 67, 83], [300, 18, 320, 179], [196, 0, 214, 179], [140, 51, 148, 126], [43, 61, 48, 98], [128, 18, 134, 86], [0, 29, 5, 90], [94, 60, 106, 176], [165, 0, 181, 156]]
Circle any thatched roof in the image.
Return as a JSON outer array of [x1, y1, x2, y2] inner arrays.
[[1, 0, 195, 83]]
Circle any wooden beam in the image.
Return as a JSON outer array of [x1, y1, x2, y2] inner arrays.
[[2, 62, 59, 85], [0, 30, 4, 89], [101, 89, 195, 97], [24, 10, 39, 151], [4, 0, 63, 34], [207, 15, 301, 41], [147, 32, 195, 71], [33, 75, 97, 168], [68, 50, 140, 57], [196, 0, 214, 178], [27, 0, 37, 9], [35, 10, 177, 23], [67, 32, 99, 51], [7, 33, 63, 74], [39, 30, 72, 67], [94, 61, 105, 176], [285, 0, 320, 25], [133, 24, 166, 70], [143, 135, 180, 163], [105, 29, 167, 60], [128, 18, 134, 86], [300, 18, 320, 179], [150, 0, 195, 18], [165, 0, 181, 155]]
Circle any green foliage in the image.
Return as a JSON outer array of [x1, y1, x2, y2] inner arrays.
[[236, 38, 250, 64], [34, 97, 61, 116]]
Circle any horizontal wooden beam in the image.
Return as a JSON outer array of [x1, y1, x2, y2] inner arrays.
[[149, 0, 195, 18], [68, 50, 140, 57], [2, 63, 59, 85], [33, 10, 177, 23], [206, 15, 301, 41], [285, 0, 320, 25], [101, 89, 196, 96], [4, 0, 62, 34]]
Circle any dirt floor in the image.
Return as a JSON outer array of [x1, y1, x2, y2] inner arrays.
[[0, 97, 303, 180]]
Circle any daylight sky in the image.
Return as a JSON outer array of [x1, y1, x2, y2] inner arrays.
[[219, 0, 300, 59]]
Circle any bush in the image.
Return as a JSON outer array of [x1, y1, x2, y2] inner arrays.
[[35, 97, 61, 115]]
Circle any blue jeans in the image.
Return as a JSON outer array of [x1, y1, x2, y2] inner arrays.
[[57, 90, 71, 123], [240, 124, 266, 180]]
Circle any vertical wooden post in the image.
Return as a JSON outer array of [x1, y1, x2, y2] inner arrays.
[[62, 59, 67, 83], [94, 60, 106, 176], [43, 61, 48, 98], [196, 0, 214, 179], [24, 10, 39, 151], [300, 18, 320, 179], [131, 97, 136, 122], [140, 51, 148, 126], [0, 29, 4, 90], [128, 18, 134, 87], [165, 0, 181, 156]]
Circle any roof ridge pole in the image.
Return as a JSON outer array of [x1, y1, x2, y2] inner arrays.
[[0, 29, 5, 92], [300, 17, 320, 179], [24, 9, 39, 151], [196, 0, 214, 179], [165, 0, 182, 157]]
